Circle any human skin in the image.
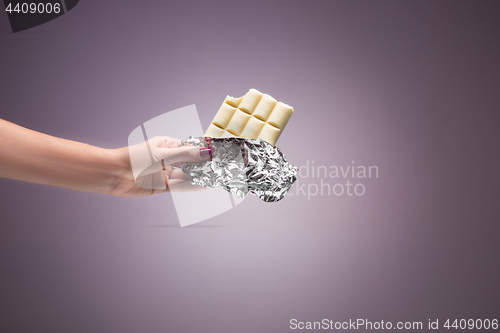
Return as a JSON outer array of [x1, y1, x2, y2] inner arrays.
[[0, 119, 209, 197]]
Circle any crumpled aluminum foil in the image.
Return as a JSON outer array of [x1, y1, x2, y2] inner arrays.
[[180, 136, 297, 202]]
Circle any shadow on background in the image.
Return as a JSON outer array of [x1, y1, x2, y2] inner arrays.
[[148, 225, 225, 228]]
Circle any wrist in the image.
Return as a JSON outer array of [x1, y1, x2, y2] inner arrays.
[[103, 147, 134, 196]]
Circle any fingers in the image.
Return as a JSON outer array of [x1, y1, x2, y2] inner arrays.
[[147, 136, 181, 148], [158, 168, 203, 193], [162, 167, 189, 182], [154, 146, 211, 165], [169, 168, 190, 181]]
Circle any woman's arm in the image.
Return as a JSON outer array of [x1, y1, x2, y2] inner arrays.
[[0, 118, 124, 194], [0, 119, 209, 196]]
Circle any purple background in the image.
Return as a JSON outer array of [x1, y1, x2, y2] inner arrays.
[[1, 1, 499, 332]]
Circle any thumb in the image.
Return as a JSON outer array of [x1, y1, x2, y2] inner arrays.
[[155, 146, 211, 165]]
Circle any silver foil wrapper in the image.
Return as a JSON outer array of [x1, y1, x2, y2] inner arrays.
[[180, 136, 297, 202]]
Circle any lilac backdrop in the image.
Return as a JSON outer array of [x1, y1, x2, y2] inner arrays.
[[1, 1, 499, 332]]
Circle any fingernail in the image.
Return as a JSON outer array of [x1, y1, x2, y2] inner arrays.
[[199, 148, 212, 158]]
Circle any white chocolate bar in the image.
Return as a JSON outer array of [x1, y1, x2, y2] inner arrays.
[[205, 89, 293, 145]]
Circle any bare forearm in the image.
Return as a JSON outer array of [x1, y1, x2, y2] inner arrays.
[[0, 119, 127, 194]]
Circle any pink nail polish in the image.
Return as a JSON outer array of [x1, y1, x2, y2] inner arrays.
[[199, 148, 212, 158]]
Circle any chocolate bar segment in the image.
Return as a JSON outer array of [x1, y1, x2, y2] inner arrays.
[[204, 89, 293, 145]]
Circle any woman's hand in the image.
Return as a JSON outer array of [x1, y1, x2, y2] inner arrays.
[[108, 136, 211, 197]]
